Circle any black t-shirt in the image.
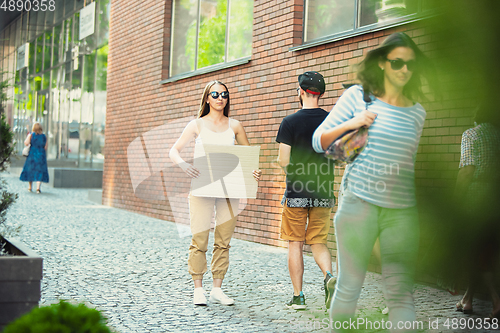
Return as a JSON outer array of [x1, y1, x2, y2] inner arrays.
[[276, 108, 335, 199]]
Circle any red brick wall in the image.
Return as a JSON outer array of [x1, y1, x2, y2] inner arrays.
[[104, 0, 471, 265]]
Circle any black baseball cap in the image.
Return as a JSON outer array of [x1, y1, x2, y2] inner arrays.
[[298, 71, 325, 95]]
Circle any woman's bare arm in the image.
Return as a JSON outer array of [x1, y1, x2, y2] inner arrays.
[[169, 120, 200, 178]]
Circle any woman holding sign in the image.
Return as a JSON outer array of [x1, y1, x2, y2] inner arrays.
[[169, 80, 261, 306]]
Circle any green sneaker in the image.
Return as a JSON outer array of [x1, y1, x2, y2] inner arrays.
[[324, 272, 337, 309], [286, 293, 306, 310]]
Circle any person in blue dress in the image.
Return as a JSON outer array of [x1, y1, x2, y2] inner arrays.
[[20, 122, 49, 193]]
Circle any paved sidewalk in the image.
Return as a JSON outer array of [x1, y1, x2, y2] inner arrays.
[[1, 172, 496, 332]]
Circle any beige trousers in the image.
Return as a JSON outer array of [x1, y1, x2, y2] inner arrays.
[[188, 195, 239, 280]]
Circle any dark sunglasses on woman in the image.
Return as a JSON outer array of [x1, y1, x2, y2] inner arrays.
[[386, 58, 417, 72], [210, 91, 229, 99]]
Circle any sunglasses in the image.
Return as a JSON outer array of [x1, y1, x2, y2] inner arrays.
[[386, 59, 417, 72], [209, 91, 229, 99]]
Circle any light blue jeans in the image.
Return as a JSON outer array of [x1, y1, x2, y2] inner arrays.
[[330, 187, 419, 332]]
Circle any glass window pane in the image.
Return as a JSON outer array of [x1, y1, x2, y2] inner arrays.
[[45, 8, 54, 27], [81, 52, 95, 122], [19, 67, 28, 82], [83, 52, 95, 93], [227, 0, 252, 62], [36, 35, 43, 73], [54, 0, 65, 24], [38, 91, 49, 129], [21, 13, 29, 44], [48, 68, 60, 159], [43, 71, 50, 90], [10, 23, 17, 49], [93, 45, 107, 164], [170, 0, 198, 76], [34, 75, 42, 92], [304, 0, 355, 42], [28, 11, 38, 41], [16, 79, 30, 152], [359, 0, 418, 27], [72, 56, 82, 89], [29, 40, 36, 74], [6, 26, 14, 53], [73, 12, 80, 46], [44, 30, 53, 70], [64, 0, 75, 17], [197, 0, 227, 69], [36, 10, 46, 36], [80, 52, 94, 165], [63, 18, 73, 63], [2, 57, 7, 79], [76, 0, 85, 12], [26, 78, 35, 121], [0, 31, 4, 62], [53, 24, 62, 65], [97, 0, 110, 48], [68, 56, 82, 160], [1, 28, 8, 59], [15, 17, 22, 48], [58, 62, 70, 159], [96, 45, 107, 91]]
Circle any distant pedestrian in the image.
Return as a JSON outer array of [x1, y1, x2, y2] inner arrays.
[[454, 103, 500, 320], [169, 80, 261, 306], [276, 71, 337, 310], [20, 122, 49, 193], [313, 32, 437, 332]]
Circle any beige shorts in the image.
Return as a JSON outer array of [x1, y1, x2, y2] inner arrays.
[[280, 205, 332, 244]]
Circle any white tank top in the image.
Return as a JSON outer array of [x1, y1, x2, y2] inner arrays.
[[194, 118, 235, 146]]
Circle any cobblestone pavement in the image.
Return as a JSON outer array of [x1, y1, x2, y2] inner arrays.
[[1, 172, 496, 332]]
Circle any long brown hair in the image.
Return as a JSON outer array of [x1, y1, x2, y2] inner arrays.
[[357, 32, 438, 102], [198, 80, 230, 118]]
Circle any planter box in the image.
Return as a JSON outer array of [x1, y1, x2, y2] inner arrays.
[[0, 237, 43, 331]]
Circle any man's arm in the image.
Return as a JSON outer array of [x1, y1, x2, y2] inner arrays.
[[455, 165, 475, 200], [277, 143, 291, 172]]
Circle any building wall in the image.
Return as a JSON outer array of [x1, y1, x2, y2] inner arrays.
[[103, 0, 470, 268]]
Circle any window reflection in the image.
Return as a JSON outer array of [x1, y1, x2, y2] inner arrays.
[[10, 1, 109, 170], [170, 0, 197, 76], [304, 0, 355, 42], [35, 35, 43, 73], [359, 0, 418, 27], [44, 30, 52, 70]]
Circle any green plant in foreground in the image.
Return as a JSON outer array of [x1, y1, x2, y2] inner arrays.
[[3, 300, 112, 333]]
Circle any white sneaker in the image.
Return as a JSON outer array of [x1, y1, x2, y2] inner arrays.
[[210, 287, 235, 305], [193, 287, 207, 306]]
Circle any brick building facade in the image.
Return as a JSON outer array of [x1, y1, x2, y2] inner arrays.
[[103, 0, 472, 272]]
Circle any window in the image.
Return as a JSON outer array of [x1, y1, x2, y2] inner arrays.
[[304, 0, 430, 44], [169, 0, 253, 78]]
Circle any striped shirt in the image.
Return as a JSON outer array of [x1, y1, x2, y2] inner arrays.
[[312, 85, 426, 208]]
